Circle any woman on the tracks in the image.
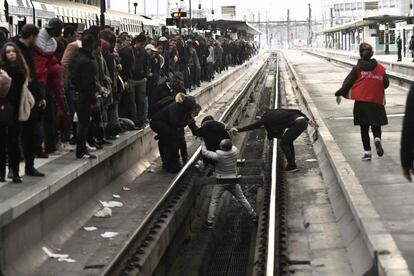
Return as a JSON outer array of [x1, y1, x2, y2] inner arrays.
[[335, 42, 390, 161]]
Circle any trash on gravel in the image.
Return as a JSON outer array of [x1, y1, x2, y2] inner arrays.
[[122, 187, 131, 191], [83, 226, 97, 231], [101, 232, 119, 238], [94, 207, 112, 218], [305, 159, 317, 162], [42, 246, 76, 263], [112, 194, 120, 199], [100, 200, 123, 208], [304, 221, 311, 229]]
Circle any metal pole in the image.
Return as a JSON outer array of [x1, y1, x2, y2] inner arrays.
[[100, 0, 105, 29], [128, 0, 131, 13], [189, 0, 192, 32], [258, 11, 261, 49], [330, 7, 333, 27], [157, 0, 159, 17], [144, 0, 147, 16], [266, 11, 268, 46], [308, 3, 312, 47], [287, 9, 290, 47], [179, 8, 182, 34]]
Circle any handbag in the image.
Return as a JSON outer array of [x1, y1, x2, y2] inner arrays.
[[0, 100, 14, 126], [0, 69, 12, 98], [18, 81, 35, 122]]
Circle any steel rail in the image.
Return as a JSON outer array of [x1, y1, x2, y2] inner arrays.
[[266, 55, 279, 275], [100, 56, 269, 276]]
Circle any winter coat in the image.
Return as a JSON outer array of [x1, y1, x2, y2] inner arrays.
[[335, 59, 389, 126], [189, 120, 230, 151], [237, 109, 309, 139], [401, 84, 414, 169], [46, 55, 64, 114], [70, 48, 99, 104], [1, 63, 24, 121]]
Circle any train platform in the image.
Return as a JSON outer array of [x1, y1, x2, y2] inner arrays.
[[283, 50, 412, 274], [0, 54, 269, 276]]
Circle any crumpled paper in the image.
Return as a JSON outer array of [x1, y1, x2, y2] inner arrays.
[[42, 246, 76, 263], [94, 207, 112, 218], [101, 232, 119, 238]]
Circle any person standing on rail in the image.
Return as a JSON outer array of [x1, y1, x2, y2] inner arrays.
[[201, 139, 257, 228], [335, 42, 390, 161], [401, 85, 414, 182], [230, 106, 316, 172]]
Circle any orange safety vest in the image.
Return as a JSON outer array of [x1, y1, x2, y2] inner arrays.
[[346, 64, 386, 105]]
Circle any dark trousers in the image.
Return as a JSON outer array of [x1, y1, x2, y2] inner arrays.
[[398, 49, 402, 61], [44, 95, 57, 153], [22, 114, 42, 170], [150, 120, 180, 170], [207, 62, 214, 82], [360, 125, 381, 151], [0, 125, 20, 177], [178, 128, 188, 162], [279, 119, 308, 167], [76, 102, 91, 156]]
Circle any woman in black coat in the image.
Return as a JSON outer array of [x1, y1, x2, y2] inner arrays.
[[335, 43, 389, 161], [0, 42, 30, 183]]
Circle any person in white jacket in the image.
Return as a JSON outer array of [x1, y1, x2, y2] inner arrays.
[[206, 41, 215, 82], [201, 139, 257, 228]]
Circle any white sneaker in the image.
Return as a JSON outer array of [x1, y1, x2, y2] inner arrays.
[[87, 143, 97, 152]]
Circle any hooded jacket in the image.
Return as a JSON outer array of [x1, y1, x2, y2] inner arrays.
[[335, 59, 390, 100]]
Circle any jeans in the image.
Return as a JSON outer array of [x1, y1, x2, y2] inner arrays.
[[360, 125, 382, 151], [128, 79, 147, 127], [279, 119, 308, 167], [207, 183, 256, 223]]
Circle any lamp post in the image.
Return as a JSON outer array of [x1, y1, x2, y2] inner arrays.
[[100, 0, 105, 29], [133, 2, 138, 14]]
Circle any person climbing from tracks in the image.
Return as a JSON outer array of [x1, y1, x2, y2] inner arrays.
[[189, 115, 230, 173], [230, 105, 316, 172], [334, 42, 390, 161], [401, 84, 414, 182], [201, 138, 257, 229]]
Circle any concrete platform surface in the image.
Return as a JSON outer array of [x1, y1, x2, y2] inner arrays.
[[284, 50, 413, 272]]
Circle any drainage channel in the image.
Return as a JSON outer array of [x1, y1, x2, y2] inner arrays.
[[101, 53, 280, 276]]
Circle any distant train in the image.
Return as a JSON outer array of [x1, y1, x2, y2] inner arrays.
[[0, 0, 164, 36]]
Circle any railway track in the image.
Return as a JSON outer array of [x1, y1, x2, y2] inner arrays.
[[99, 54, 281, 276]]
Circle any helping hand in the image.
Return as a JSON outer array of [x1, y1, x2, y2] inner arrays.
[[229, 127, 239, 135], [308, 119, 316, 128]]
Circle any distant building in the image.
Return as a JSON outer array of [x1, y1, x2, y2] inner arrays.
[[321, 0, 412, 27]]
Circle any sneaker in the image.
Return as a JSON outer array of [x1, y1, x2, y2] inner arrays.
[[375, 139, 384, 157], [86, 143, 97, 152], [284, 164, 298, 172], [77, 153, 97, 159], [361, 153, 372, 161], [205, 221, 213, 229]]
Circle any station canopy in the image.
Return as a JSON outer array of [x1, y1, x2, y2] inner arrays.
[[322, 15, 408, 33], [207, 19, 262, 35]]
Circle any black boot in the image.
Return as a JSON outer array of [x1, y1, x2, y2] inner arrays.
[[25, 167, 45, 177]]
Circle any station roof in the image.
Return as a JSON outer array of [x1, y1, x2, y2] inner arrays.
[[322, 15, 408, 33], [207, 19, 263, 35]]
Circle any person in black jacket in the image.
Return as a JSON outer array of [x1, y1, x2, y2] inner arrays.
[[150, 94, 197, 173], [189, 115, 230, 169], [0, 42, 30, 183], [13, 24, 46, 177], [70, 32, 100, 159], [148, 72, 185, 118], [231, 106, 315, 172], [401, 85, 414, 182]]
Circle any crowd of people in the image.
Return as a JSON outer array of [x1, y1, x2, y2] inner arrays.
[[0, 19, 258, 182]]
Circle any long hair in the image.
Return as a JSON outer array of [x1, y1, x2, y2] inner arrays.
[[0, 42, 30, 81]]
